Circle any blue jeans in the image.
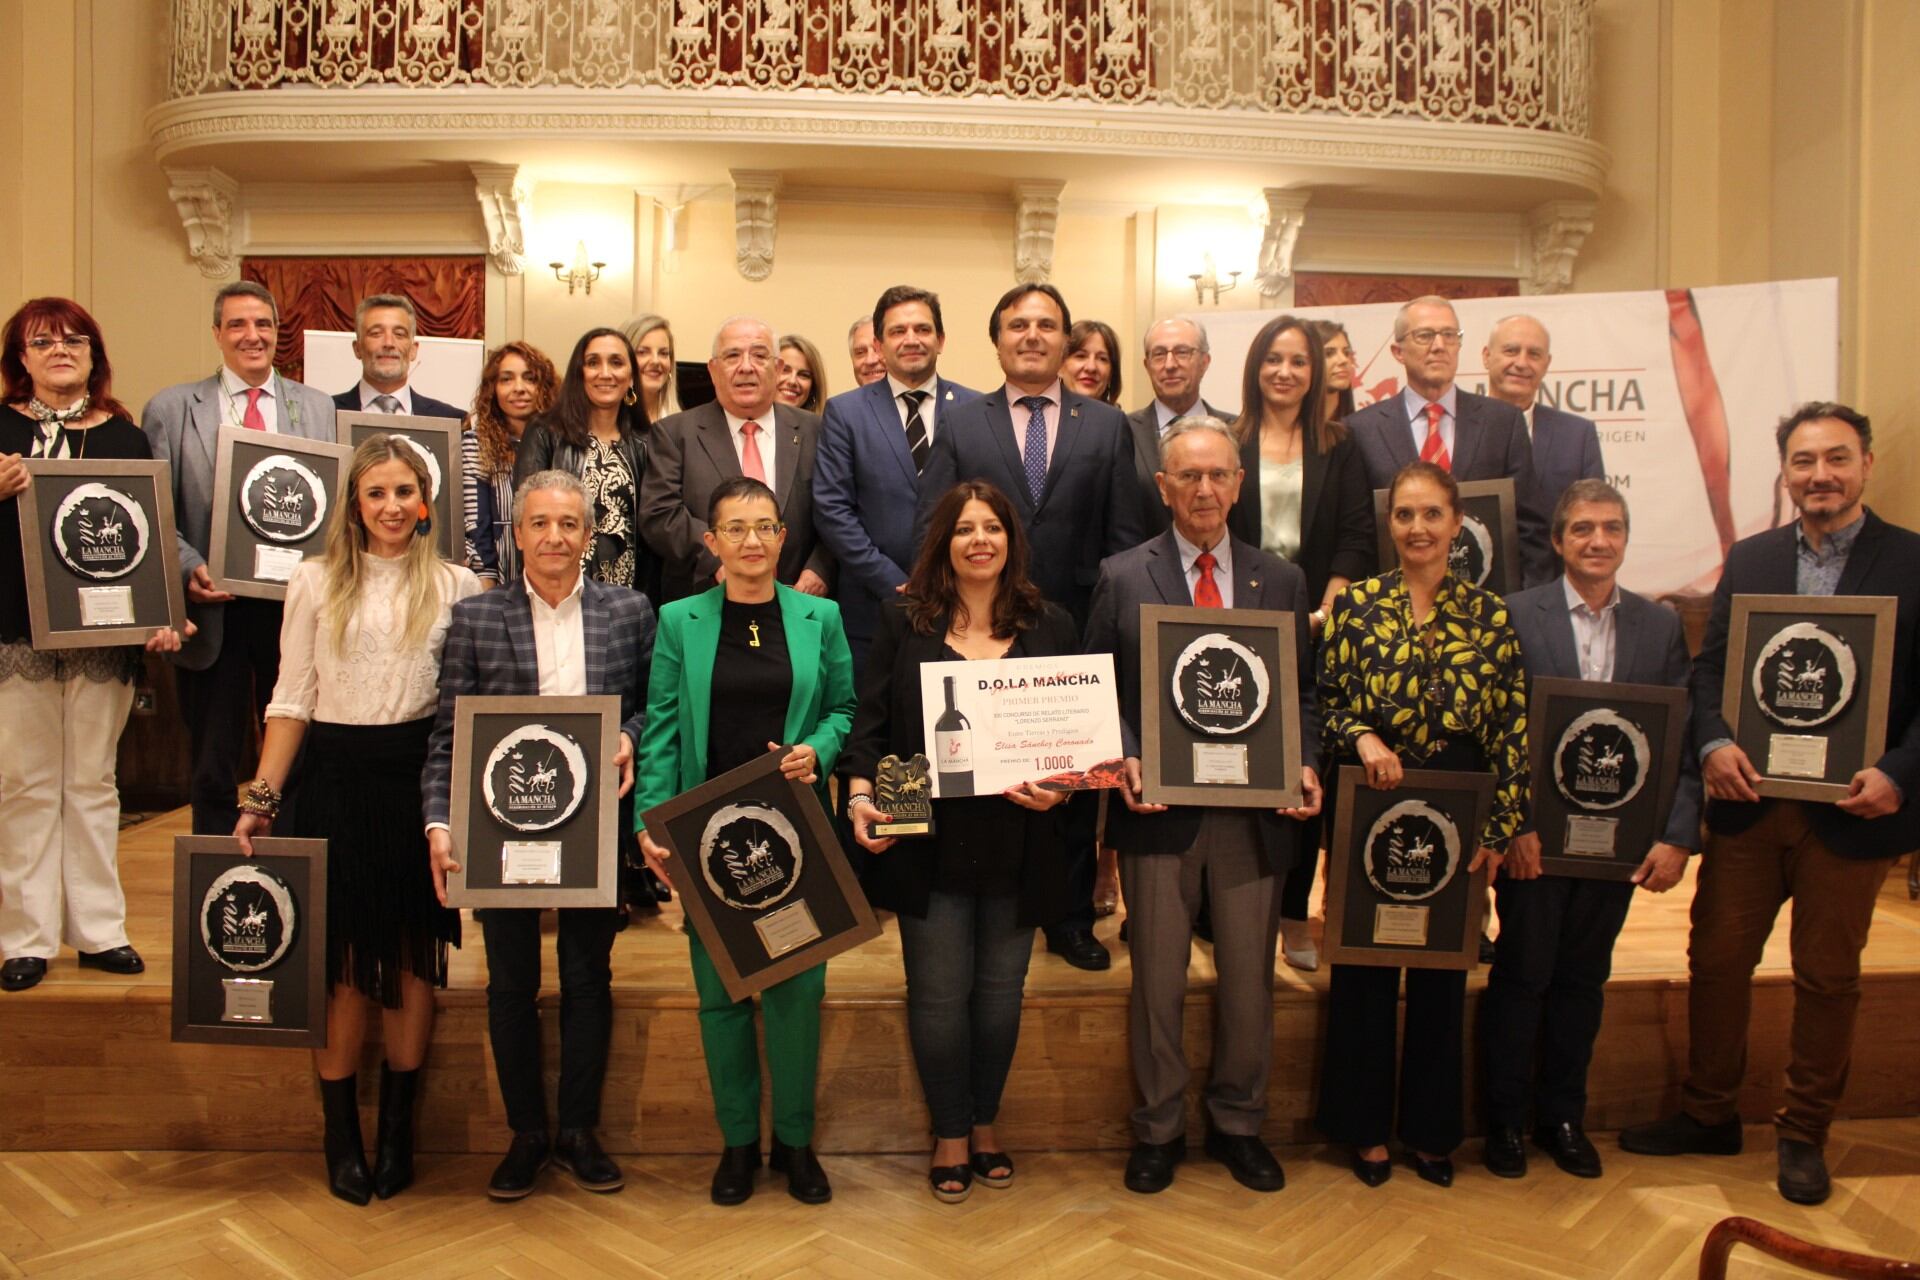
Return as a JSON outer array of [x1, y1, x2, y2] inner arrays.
[[897, 890, 1035, 1139]]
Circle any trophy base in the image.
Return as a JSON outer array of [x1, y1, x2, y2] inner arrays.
[[873, 820, 933, 838]]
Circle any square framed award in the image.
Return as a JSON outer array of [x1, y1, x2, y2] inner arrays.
[[1373, 477, 1520, 596], [1138, 604, 1305, 808], [207, 427, 354, 600], [1324, 766, 1494, 969], [171, 836, 329, 1048], [1722, 594, 1895, 802], [642, 748, 881, 1002], [446, 695, 622, 908], [338, 411, 462, 562], [1529, 677, 1688, 880], [17, 459, 187, 648]]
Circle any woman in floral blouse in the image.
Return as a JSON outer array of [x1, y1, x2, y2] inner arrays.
[[1314, 460, 1529, 1190]]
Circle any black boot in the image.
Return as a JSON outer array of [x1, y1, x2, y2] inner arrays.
[[319, 1074, 373, 1206], [371, 1063, 419, 1200]]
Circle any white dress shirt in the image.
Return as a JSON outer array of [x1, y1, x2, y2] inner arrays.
[[1562, 574, 1620, 682], [219, 365, 282, 433], [1001, 380, 1063, 468], [1154, 399, 1203, 434], [887, 373, 939, 440], [527, 574, 589, 697], [1171, 526, 1235, 609], [358, 380, 416, 414], [722, 406, 779, 479], [1401, 385, 1458, 460]]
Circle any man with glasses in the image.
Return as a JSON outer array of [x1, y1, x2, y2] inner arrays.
[[1346, 296, 1552, 587], [330, 293, 464, 419], [1127, 318, 1227, 538], [640, 316, 833, 604]]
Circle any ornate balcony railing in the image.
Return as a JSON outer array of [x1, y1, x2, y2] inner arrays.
[[168, 0, 1593, 137]]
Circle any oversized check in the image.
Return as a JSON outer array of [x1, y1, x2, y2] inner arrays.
[[917, 653, 1127, 799]]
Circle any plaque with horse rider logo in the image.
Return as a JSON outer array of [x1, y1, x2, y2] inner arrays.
[[1528, 677, 1688, 880], [172, 836, 329, 1047], [208, 427, 355, 600], [17, 458, 186, 648]]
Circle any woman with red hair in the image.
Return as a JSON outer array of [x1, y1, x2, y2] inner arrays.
[[462, 340, 559, 586], [0, 298, 190, 993]]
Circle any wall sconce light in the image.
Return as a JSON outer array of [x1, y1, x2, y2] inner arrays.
[[1188, 252, 1240, 305], [549, 240, 605, 295]]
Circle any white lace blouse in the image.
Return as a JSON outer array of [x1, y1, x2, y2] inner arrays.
[[265, 554, 482, 726]]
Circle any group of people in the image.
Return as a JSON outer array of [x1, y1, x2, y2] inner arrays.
[[0, 277, 1911, 1218]]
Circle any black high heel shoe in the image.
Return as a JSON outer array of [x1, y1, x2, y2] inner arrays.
[[1351, 1148, 1391, 1187]]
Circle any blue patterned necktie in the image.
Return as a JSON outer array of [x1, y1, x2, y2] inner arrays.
[[1017, 395, 1049, 505]]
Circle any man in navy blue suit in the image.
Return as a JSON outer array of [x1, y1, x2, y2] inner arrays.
[[1483, 315, 1604, 574], [813, 285, 978, 669], [331, 294, 466, 420]]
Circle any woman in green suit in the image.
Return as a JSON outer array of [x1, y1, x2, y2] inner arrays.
[[636, 476, 857, 1207]]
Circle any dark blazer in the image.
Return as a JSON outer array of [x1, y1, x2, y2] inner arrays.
[[1082, 531, 1322, 866], [1506, 581, 1703, 849], [1347, 388, 1552, 588], [812, 375, 979, 656], [423, 578, 657, 830], [333, 386, 466, 419], [1126, 398, 1225, 538], [914, 386, 1143, 630], [1226, 428, 1377, 607], [1691, 509, 1920, 859], [1530, 404, 1606, 510], [844, 599, 1078, 927], [639, 401, 832, 604]]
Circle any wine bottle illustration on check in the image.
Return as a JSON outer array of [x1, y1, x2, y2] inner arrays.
[[934, 674, 975, 797]]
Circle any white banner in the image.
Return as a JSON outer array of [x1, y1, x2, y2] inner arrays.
[[1197, 279, 1840, 595]]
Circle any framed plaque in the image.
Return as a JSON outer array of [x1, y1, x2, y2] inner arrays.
[[642, 748, 881, 1002], [916, 653, 1126, 799], [446, 695, 621, 908], [1138, 604, 1305, 808], [1722, 594, 1895, 802], [171, 836, 329, 1047], [1373, 478, 1520, 596], [1528, 677, 1688, 880], [1324, 766, 1494, 969], [339, 412, 462, 562], [17, 459, 186, 648], [207, 426, 354, 600]]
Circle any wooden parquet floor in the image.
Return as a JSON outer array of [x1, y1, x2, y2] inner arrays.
[[4, 1120, 1919, 1279]]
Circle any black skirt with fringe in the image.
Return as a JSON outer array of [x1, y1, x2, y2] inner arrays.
[[295, 717, 459, 1007]]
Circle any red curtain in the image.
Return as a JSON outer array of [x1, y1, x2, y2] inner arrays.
[[1293, 272, 1519, 308], [239, 255, 487, 383]]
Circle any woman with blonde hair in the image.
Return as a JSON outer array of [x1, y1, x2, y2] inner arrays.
[[235, 434, 481, 1206], [623, 313, 679, 423], [463, 340, 558, 585], [776, 334, 829, 415]]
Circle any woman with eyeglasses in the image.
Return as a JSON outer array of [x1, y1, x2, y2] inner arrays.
[[1063, 319, 1123, 407], [0, 299, 192, 994], [775, 334, 828, 415], [463, 340, 559, 586], [636, 476, 857, 1208]]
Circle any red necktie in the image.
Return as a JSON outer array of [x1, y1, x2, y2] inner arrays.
[[740, 420, 767, 482], [243, 387, 266, 431], [1193, 551, 1223, 608], [1419, 401, 1450, 470]]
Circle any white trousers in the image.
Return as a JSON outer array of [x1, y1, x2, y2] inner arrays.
[[0, 672, 135, 958]]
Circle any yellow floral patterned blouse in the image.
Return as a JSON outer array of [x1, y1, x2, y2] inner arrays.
[[1318, 568, 1529, 850]]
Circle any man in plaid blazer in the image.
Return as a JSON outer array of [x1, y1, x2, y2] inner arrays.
[[423, 470, 655, 1202]]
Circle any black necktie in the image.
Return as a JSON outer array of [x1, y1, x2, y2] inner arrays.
[[901, 390, 930, 474]]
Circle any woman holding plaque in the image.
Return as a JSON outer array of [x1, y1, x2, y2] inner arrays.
[[463, 340, 558, 586], [234, 434, 482, 1205], [635, 476, 857, 1208], [1314, 460, 1527, 1188], [0, 298, 190, 993], [843, 480, 1075, 1203]]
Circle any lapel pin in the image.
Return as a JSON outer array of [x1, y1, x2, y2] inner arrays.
[[1249, 579, 1259, 590], [1069, 407, 1080, 419]]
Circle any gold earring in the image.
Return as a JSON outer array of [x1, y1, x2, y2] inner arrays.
[[623, 386, 638, 406]]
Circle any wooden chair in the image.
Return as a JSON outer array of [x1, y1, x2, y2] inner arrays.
[[1699, 1216, 1920, 1279]]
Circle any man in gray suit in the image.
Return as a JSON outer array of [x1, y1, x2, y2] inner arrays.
[[1084, 417, 1323, 1195], [1127, 318, 1228, 538], [1345, 296, 1552, 587], [1483, 314, 1605, 537], [1479, 479, 1700, 1183], [141, 280, 337, 833], [640, 316, 832, 604]]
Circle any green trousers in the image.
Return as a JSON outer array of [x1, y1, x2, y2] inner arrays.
[[688, 931, 826, 1148]]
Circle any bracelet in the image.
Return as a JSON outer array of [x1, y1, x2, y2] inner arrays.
[[847, 793, 878, 811], [237, 778, 281, 818]]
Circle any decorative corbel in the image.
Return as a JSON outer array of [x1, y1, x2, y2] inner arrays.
[[731, 170, 781, 282], [1013, 181, 1065, 284], [471, 163, 530, 275], [1255, 188, 1311, 303], [1524, 199, 1596, 295], [164, 167, 240, 279]]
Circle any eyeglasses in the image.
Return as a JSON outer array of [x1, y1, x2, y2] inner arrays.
[[1146, 345, 1201, 364], [1401, 328, 1464, 348], [1165, 468, 1237, 488], [714, 519, 784, 543], [716, 347, 774, 369], [24, 335, 91, 353]]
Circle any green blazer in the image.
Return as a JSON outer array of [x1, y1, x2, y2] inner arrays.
[[634, 584, 857, 831]]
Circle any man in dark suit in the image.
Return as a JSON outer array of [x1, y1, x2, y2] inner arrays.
[[1622, 403, 1920, 1207], [1479, 479, 1700, 1183], [1345, 296, 1551, 587], [1127, 317, 1228, 537], [330, 294, 466, 419], [640, 316, 832, 603], [914, 282, 1144, 970], [813, 285, 979, 668], [1484, 315, 1604, 574], [425, 469, 655, 1202], [1084, 417, 1322, 1194]]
